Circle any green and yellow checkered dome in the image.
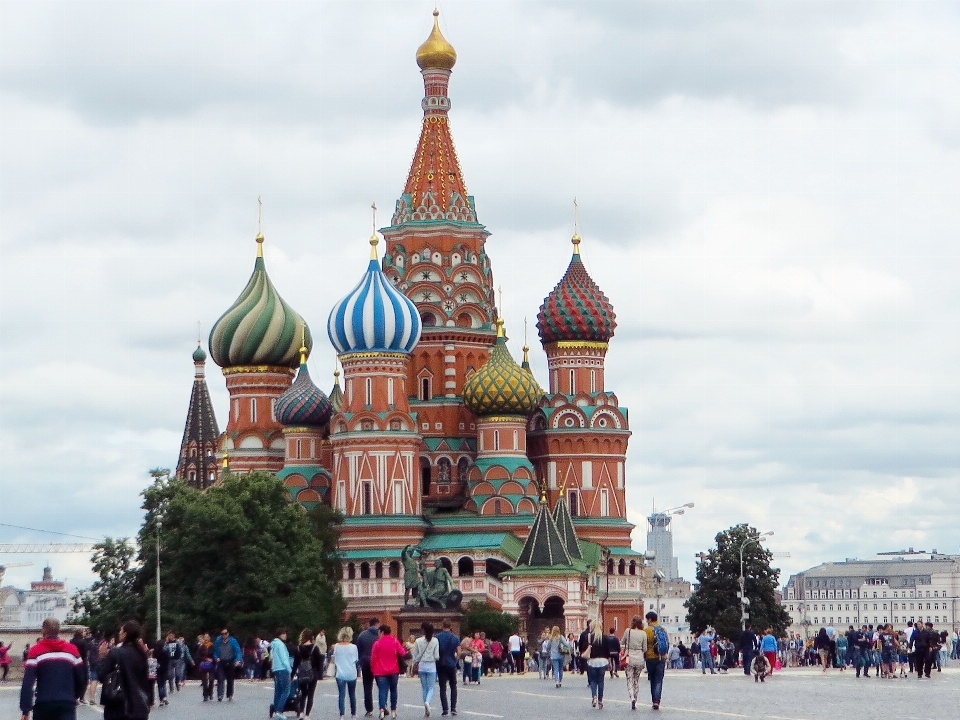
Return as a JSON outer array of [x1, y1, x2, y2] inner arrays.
[[463, 320, 543, 417]]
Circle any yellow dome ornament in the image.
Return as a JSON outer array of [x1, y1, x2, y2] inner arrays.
[[416, 10, 457, 70], [463, 320, 543, 417]]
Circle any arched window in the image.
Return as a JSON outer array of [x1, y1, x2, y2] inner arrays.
[[618, 559, 626, 576], [629, 560, 637, 576], [420, 457, 431, 496], [360, 562, 371, 580], [457, 557, 474, 577], [457, 457, 470, 483], [375, 561, 384, 579], [607, 558, 614, 575], [439, 557, 453, 574], [347, 563, 356, 580], [388, 561, 401, 579]]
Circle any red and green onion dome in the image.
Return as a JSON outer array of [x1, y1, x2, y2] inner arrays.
[[537, 235, 617, 345], [275, 348, 333, 428], [209, 234, 312, 368], [463, 320, 543, 417]]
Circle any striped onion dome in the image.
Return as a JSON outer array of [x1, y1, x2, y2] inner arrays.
[[275, 349, 333, 427], [209, 234, 312, 368], [327, 237, 421, 355], [463, 321, 543, 417], [537, 235, 616, 345]]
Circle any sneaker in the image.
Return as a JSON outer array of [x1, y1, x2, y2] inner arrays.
[[652, 703, 659, 711], [451, 712, 458, 716], [391, 713, 397, 720], [425, 703, 431, 717], [598, 701, 603, 709]]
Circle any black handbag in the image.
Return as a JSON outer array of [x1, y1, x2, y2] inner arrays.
[[100, 667, 125, 705]]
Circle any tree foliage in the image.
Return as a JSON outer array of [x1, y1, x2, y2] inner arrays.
[[72, 537, 145, 634], [461, 599, 519, 640], [142, 471, 345, 639], [685, 524, 790, 640]]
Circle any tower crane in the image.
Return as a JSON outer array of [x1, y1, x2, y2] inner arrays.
[[0, 561, 33, 586]]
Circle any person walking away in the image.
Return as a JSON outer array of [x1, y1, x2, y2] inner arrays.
[[152, 640, 169, 707], [643, 612, 668, 711], [508, 631, 522, 675], [213, 627, 242, 701], [738, 623, 756, 675], [161, 632, 182, 692], [404, 636, 418, 679], [355, 618, 381, 717], [243, 639, 258, 680], [333, 627, 359, 719], [19, 618, 85, 720], [697, 629, 716, 674], [69, 630, 90, 691], [412, 623, 440, 717], [584, 625, 610, 709], [87, 639, 109, 705], [101, 621, 153, 720], [435, 619, 459, 717], [270, 629, 293, 720], [1, 641, 11, 682], [621, 616, 647, 711], [489, 638, 503, 675], [814, 628, 830, 671], [606, 629, 621, 678], [371, 625, 406, 720], [316, 631, 328, 680], [760, 629, 778, 675], [547, 627, 569, 688], [195, 634, 214, 701], [293, 629, 322, 719]]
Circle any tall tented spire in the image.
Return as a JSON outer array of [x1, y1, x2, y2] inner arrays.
[[552, 489, 583, 560], [391, 10, 477, 226], [329, 368, 343, 412], [176, 343, 221, 489], [516, 497, 573, 567]]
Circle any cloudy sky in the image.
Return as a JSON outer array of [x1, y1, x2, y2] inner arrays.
[[2, 0, 958, 592]]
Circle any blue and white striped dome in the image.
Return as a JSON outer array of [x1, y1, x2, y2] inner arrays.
[[327, 241, 422, 355]]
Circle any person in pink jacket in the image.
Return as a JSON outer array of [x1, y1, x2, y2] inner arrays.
[[371, 626, 407, 719]]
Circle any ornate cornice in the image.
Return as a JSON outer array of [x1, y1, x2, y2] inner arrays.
[[222, 365, 295, 376]]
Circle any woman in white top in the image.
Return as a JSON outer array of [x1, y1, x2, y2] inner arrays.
[[620, 616, 648, 711], [332, 627, 359, 719], [411, 622, 441, 717]]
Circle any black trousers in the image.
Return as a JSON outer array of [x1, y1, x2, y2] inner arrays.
[[216, 662, 235, 698], [438, 665, 458, 714], [361, 660, 375, 714], [916, 649, 934, 677], [32, 702, 76, 720], [297, 678, 318, 716]]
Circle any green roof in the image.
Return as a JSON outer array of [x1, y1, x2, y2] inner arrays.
[[420, 532, 524, 561], [578, 540, 603, 567], [552, 496, 583, 560], [515, 500, 572, 568], [608, 546, 644, 557], [341, 549, 402, 560]]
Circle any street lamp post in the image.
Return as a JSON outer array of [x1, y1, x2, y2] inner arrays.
[[653, 568, 665, 620], [739, 531, 773, 631], [155, 516, 162, 641]]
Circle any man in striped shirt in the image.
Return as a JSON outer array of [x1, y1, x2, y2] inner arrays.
[[19, 618, 86, 720]]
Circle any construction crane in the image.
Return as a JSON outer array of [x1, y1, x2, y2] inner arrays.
[[0, 561, 33, 586], [0, 544, 96, 554]]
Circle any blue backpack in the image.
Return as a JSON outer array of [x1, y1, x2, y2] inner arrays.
[[653, 625, 669, 656]]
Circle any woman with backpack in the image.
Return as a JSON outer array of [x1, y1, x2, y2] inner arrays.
[[293, 629, 323, 719], [101, 621, 153, 720], [412, 622, 440, 717]]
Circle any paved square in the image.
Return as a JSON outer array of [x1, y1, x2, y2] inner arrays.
[[3, 667, 958, 720]]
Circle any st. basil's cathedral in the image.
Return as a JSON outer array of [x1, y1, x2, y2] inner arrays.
[[175, 12, 644, 635]]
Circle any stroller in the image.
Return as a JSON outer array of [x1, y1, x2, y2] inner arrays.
[[268, 677, 302, 717]]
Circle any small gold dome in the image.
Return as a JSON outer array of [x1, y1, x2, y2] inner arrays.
[[416, 10, 457, 70]]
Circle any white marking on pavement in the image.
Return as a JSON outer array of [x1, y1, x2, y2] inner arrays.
[[461, 712, 504, 718]]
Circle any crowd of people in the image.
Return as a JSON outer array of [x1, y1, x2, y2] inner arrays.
[[13, 614, 959, 720]]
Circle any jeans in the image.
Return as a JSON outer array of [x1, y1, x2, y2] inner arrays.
[[361, 661, 375, 713], [539, 655, 549, 678], [272, 669, 290, 715], [462, 661, 473, 684], [375, 673, 399, 711], [700, 650, 715, 673], [156, 669, 167, 701], [551, 658, 564, 684], [586, 664, 606, 701], [645, 658, 665, 705], [337, 678, 357, 717], [216, 662, 236, 699], [419, 670, 437, 705], [438, 665, 458, 715], [741, 649, 753, 675]]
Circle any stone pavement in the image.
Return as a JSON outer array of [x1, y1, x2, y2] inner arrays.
[[2, 666, 958, 720]]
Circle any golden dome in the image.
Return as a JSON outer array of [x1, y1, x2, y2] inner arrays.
[[463, 321, 543, 417], [416, 10, 457, 70]]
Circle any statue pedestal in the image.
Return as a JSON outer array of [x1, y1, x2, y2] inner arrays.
[[396, 606, 465, 641]]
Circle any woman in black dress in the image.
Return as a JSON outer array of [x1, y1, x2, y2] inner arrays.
[[102, 621, 154, 720]]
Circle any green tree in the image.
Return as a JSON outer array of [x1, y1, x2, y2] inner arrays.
[[72, 537, 145, 634], [142, 470, 345, 639], [685, 524, 790, 640], [461, 600, 520, 640]]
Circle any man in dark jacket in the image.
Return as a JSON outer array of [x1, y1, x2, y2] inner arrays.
[[738, 623, 758, 675], [606, 629, 622, 677], [212, 628, 242, 701], [20, 618, 85, 720], [355, 617, 380, 717], [436, 619, 460, 717], [914, 622, 937, 679], [577, 620, 593, 674]]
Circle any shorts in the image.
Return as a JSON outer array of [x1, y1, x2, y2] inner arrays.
[[881, 650, 894, 664], [88, 667, 99, 682]]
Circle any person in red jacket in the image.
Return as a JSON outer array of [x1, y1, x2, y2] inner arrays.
[[370, 626, 407, 720], [19, 618, 85, 720]]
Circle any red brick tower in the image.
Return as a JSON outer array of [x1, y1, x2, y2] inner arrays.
[[379, 11, 497, 510], [327, 233, 425, 552], [529, 234, 633, 548], [208, 232, 312, 474]]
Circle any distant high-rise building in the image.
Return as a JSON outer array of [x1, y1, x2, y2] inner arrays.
[[647, 510, 680, 581]]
